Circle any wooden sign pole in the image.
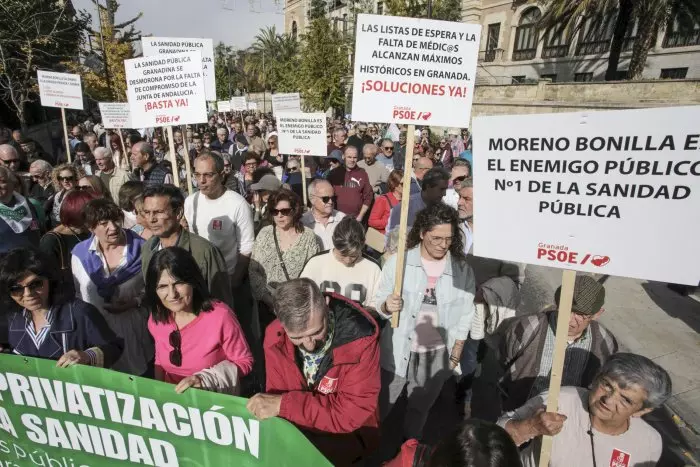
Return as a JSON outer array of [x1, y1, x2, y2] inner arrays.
[[61, 108, 72, 163], [538, 268, 577, 467], [180, 125, 194, 195], [116, 130, 128, 171], [300, 155, 308, 207], [165, 126, 180, 188], [391, 125, 416, 328]]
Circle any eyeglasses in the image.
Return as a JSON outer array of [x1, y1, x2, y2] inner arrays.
[[316, 195, 335, 204], [287, 167, 299, 172], [1, 159, 20, 165], [9, 279, 44, 296], [453, 176, 467, 184], [169, 329, 182, 366], [58, 176, 75, 182], [31, 175, 44, 181], [382, 146, 394, 151], [426, 235, 453, 246], [271, 208, 293, 217]]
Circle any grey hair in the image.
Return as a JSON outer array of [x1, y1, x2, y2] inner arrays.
[[273, 278, 326, 333], [30, 159, 52, 174], [220, 152, 232, 164], [135, 142, 155, 161], [461, 178, 473, 189], [332, 217, 365, 255], [195, 151, 225, 173], [380, 137, 393, 146], [308, 179, 331, 198], [362, 143, 378, 155], [594, 353, 672, 409], [422, 167, 450, 190], [93, 146, 112, 160]]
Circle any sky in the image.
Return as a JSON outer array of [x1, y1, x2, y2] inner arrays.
[[72, 0, 285, 49]]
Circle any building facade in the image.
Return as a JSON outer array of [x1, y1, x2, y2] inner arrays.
[[284, 0, 386, 39]]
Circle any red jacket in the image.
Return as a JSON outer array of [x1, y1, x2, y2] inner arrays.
[[264, 293, 381, 466], [368, 192, 398, 234]]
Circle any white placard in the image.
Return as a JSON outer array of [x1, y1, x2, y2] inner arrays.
[[351, 14, 481, 127], [277, 113, 326, 157], [141, 37, 216, 101], [37, 71, 84, 110], [473, 106, 700, 285], [98, 102, 131, 129], [124, 51, 207, 128], [217, 101, 231, 112], [248, 102, 258, 111], [272, 93, 301, 115], [231, 96, 247, 112]]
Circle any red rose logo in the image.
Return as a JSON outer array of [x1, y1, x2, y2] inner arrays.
[[591, 255, 610, 267]]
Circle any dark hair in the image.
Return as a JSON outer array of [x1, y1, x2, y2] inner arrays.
[[83, 198, 124, 228], [407, 203, 466, 263], [118, 180, 145, 211], [144, 247, 214, 323], [332, 217, 365, 255], [0, 248, 67, 310], [79, 175, 113, 202], [235, 133, 248, 146], [128, 133, 143, 146], [59, 190, 97, 228], [429, 420, 522, 467], [74, 142, 91, 154], [387, 169, 404, 193], [422, 167, 450, 190], [142, 184, 185, 214], [266, 188, 304, 233], [109, 133, 123, 153], [244, 152, 259, 164], [252, 167, 275, 183]]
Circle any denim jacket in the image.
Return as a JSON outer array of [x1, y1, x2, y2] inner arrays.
[[374, 247, 476, 377]]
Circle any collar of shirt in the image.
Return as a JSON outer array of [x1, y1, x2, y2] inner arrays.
[[89, 234, 128, 274], [22, 307, 56, 349]]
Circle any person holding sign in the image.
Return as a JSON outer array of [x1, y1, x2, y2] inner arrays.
[[499, 353, 670, 467]]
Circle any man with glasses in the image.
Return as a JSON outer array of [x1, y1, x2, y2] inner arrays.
[[302, 179, 346, 250], [0, 144, 22, 173], [28, 160, 54, 202], [497, 275, 618, 412], [443, 165, 470, 209], [376, 138, 402, 171], [347, 123, 373, 155]]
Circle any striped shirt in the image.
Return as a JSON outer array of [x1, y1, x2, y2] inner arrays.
[[22, 308, 55, 350]]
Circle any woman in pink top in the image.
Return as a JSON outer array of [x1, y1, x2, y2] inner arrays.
[[145, 247, 253, 394]]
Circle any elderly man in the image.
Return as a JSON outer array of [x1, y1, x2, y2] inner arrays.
[[443, 165, 470, 209], [84, 132, 99, 153], [130, 142, 172, 187], [247, 278, 380, 466], [245, 123, 266, 155], [301, 217, 381, 313], [376, 138, 402, 171], [210, 127, 233, 154], [0, 144, 22, 173], [386, 167, 449, 237], [95, 147, 130, 202], [327, 127, 347, 156], [141, 185, 234, 309], [327, 146, 373, 221], [347, 123, 374, 155], [28, 160, 54, 202], [499, 353, 670, 467], [358, 143, 390, 196], [302, 179, 346, 250], [498, 275, 618, 412]]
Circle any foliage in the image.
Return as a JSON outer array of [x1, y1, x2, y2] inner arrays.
[[386, 0, 462, 21], [308, 0, 328, 21], [244, 26, 299, 93], [0, 0, 89, 128]]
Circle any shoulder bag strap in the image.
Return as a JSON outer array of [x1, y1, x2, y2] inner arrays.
[[192, 192, 199, 236], [272, 227, 291, 281], [46, 232, 66, 270], [384, 194, 396, 209]]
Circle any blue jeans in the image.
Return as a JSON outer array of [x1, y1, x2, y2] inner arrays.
[[460, 337, 482, 384]]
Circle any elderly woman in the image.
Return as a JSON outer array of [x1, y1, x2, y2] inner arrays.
[[249, 189, 318, 321], [71, 198, 153, 376], [376, 202, 475, 441], [0, 167, 42, 253], [499, 353, 671, 467], [45, 164, 80, 228], [145, 247, 253, 394], [78, 175, 113, 201], [0, 248, 122, 367], [368, 169, 403, 235]]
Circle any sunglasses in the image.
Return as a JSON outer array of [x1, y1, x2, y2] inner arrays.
[[9, 279, 44, 296], [453, 176, 467, 184], [1, 159, 20, 165], [317, 195, 335, 204], [271, 208, 293, 216], [58, 176, 75, 182], [382, 146, 394, 151], [76, 185, 92, 191], [169, 329, 182, 366], [287, 167, 299, 172]]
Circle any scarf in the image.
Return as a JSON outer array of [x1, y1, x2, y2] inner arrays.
[[72, 229, 144, 302], [298, 311, 336, 387], [0, 193, 34, 233]]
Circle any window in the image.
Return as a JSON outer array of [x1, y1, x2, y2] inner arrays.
[[512, 75, 527, 84], [575, 14, 615, 55], [484, 23, 501, 62], [513, 8, 541, 61], [542, 27, 570, 58], [574, 72, 594, 82], [540, 73, 557, 82], [377, 1, 383, 14], [342, 14, 348, 34], [291, 21, 298, 41], [660, 68, 688, 79], [663, 19, 700, 48]]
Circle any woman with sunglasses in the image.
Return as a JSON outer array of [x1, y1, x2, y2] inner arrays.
[[77, 175, 113, 202], [145, 247, 252, 394], [249, 189, 318, 326], [45, 164, 81, 228], [263, 133, 284, 175], [0, 248, 122, 367]]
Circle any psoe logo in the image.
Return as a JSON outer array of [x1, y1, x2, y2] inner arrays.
[[392, 106, 432, 121], [317, 376, 338, 395], [536, 242, 610, 268]]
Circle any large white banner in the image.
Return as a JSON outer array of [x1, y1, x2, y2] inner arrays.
[[37, 71, 83, 110], [217, 101, 231, 112], [141, 37, 216, 101], [272, 93, 301, 115], [277, 113, 326, 157], [124, 51, 207, 128], [98, 102, 131, 129], [351, 14, 481, 127], [231, 96, 247, 112], [473, 106, 700, 285]]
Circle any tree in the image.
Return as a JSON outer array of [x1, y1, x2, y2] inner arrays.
[[386, 0, 462, 21], [0, 0, 89, 128], [215, 42, 237, 98], [244, 26, 299, 93]]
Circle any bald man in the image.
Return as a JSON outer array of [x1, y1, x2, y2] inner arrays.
[[0, 144, 22, 173]]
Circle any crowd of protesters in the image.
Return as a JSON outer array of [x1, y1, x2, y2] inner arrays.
[[0, 114, 672, 467]]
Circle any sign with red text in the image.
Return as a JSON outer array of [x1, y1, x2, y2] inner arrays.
[[37, 71, 84, 110], [473, 106, 700, 285], [218, 100, 232, 112], [98, 102, 132, 129], [142, 37, 216, 101], [125, 51, 207, 128], [277, 113, 326, 156], [351, 14, 481, 127]]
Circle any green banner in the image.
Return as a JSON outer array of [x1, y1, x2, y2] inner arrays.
[[0, 355, 331, 467]]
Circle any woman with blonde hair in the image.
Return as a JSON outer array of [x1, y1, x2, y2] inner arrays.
[[45, 164, 82, 228], [77, 175, 113, 202]]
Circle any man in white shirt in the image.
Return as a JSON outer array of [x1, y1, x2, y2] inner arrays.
[[302, 179, 346, 250], [301, 217, 381, 313], [499, 353, 670, 467]]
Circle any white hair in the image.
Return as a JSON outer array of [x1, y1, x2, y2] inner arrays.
[[29, 159, 52, 174], [93, 146, 113, 159]]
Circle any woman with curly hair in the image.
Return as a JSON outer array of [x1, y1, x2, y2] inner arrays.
[[374, 202, 475, 442], [44, 164, 82, 228]]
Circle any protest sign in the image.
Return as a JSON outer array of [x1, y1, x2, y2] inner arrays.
[[276, 113, 326, 157], [248, 102, 258, 111], [351, 14, 481, 127], [142, 37, 216, 101], [217, 100, 231, 112], [472, 106, 700, 285], [37, 71, 84, 110], [124, 51, 207, 128], [0, 355, 331, 467], [272, 93, 301, 115], [98, 102, 132, 129], [231, 96, 248, 112]]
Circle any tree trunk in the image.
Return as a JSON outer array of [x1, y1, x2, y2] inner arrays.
[[628, 11, 657, 80], [605, 0, 633, 81]]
